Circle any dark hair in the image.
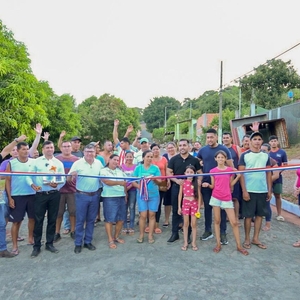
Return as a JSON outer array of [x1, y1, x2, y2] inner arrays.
[[185, 165, 198, 198], [84, 144, 95, 151], [214, 150, 227, 159], [141, 150, 152, 164], [150, 143, 160, 150], [179, 139, 189, 144], [269, 135, 278, 141], [222, 132, 232, 137], [207, 128, 217, 135], [125, 151, 134, 157], [105, 154, 119, 167], [42, 140, 54, 148], [120, 137, 130, 144], [17, 141, 28, 150], [262, 143, 271, 151]]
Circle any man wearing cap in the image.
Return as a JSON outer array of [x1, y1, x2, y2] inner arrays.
[[238, 131, 272, 250], [134, 138, 150, 164], [58, 131, 84, 158]]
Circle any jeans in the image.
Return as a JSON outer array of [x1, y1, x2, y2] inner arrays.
[[202, 187, 227, 234], [75, 192, 99, 246], [63, 210, 71, 230], [0, 204, 7, 251], [33, 191, 60, 250], [126, 190, 136, 228], [155, 191, 165, 223], [266, 199, 272, 222]]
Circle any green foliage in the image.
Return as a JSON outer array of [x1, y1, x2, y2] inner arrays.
[[240, 59, 300, 109], [78, 94, 140, 143], [143, 96, 181, 132], [152, 128, 165, 143]]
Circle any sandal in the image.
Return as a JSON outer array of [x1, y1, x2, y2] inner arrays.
[[154, 228, 162, 234], [237, 247, 249, 256], [148, 238, 155, 244], [114, 237, 125, 244], [181, 245, 188, 251], [162, 223, 169, 228], [213, 246, 222, 253], [136, 237, 144, 243], [144, 227, 150, 233], [17, 236, 24, 242], [108, 241, 117, 249], [128, 229, 135, 234], [251, 242, 267, 249], [192, 245, 198, 251], [242, 242, 251, 249], [262, 226, 271, 231], [122, 229, 128, 234], [63, 229, 71, 235], [293, 240, 300, 247], [12, 248, 19, 255]]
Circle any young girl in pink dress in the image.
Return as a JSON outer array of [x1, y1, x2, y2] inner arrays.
[[202, 150, 248, 255], [178, 165, 202, 251]]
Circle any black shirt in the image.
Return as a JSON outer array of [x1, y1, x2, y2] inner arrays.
[[168, 154, 201, 175], [0, 154, 3, 164]]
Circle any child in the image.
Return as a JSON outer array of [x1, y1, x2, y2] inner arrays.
[[202, 150, 248, 255], [178, 165, 202, 251]]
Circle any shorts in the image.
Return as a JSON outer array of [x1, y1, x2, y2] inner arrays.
[[8, 195, 35, 222], [182, 199, 198, 216], [242, 192, 268, 218], [209, 196, 234, 209], [163, 188, 172, 206], [102, 196, 126, 223], [57, 193, 76, 217], [273, 183, 282, 194], [137, 194, 159, 212]]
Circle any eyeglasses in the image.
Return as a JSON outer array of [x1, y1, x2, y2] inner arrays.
[[62, 146, 71, 148]]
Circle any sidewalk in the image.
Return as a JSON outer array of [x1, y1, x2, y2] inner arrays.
[[1, 206, 300, 300]]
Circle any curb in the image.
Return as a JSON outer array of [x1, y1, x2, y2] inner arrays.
[[271, 195, 300, 217]]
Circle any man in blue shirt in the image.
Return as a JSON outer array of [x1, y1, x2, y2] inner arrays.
[[197, 128, 233, 244]]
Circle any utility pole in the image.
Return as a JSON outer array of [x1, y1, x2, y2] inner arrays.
[[189, 101, 192, 119], [218, 61, 223, 143], [164, 106, 167, 133], [238, 85, 242, 118]]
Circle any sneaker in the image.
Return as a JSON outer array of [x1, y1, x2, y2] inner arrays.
[[31, 248, 41, 258], [200, 231, 213, 241], [220, 234, 228, 245], [53, 233, 61, 243], [276, 215, 285, 221]]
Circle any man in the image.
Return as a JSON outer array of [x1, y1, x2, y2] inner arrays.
[[99, 140, 113, 164], [69, 144, 104, 254], [28, 141, 66, 258], [238, 132, 272, 250], [58, 131, 84, 158], [222, 132, 242, 221], [134, 137, 150, 164], [198, 128, 233, 244], [5, 142, 36, 255], [269, 135, 288, 221], [54, 141, 79, 241], [167, 139, 201, 243], [0, 135, 27, 258]]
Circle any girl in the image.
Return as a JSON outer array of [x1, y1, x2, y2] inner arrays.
[[178, 165, 202, 251], [202, 150, 248, 255], [121, 151, 137, 234]]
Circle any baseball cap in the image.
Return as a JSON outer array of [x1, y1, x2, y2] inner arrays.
[[71, 136, 82, 142], [249, 132, 263, 140], [89, 142, 97, 146], [140, 138, 149, 144]]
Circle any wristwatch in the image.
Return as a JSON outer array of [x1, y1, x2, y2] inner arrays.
[[14, 138, 19, 143]]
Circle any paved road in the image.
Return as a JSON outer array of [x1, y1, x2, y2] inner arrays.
[[1, 206, 300, 300]]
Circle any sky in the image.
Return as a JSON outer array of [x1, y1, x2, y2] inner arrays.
[[1, 0, 300, 108]]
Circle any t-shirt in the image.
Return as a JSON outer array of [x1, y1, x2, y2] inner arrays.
[[100, 167, 127, 197], [96, 155, 105, 166], [168, 154, 201, 177], [197, 144, 232, 183], [55, 154, 79, 193], [71, 150, 84, 158], [210, 166, 233, 201], [0, 154, 2, 163], [269, 149, 288, 184], [0, 157, 13, 172], [133, 164, 161, 197], [238, 150, 271, 193], [227, 146, 239, 168], [296, 169, 300, 188], [122, 164, 136, 191]]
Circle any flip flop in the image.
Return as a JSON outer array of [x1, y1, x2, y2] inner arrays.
[[108, 241, 117, 249], [136, 237, 144, 243], [144, 227, 150, 233], [63, 229, 70, 235], [27, 242, 34, 246], [251, 242, 267, 249], [192, 245, 198, 251], [17, 236, 24, 241], [181, 245, 188, 251], [162, 223, 169, 228], [242, 242, 251, 249], [262, 226, 271, 231], [154, 228, 162, 234], [213, 246, 221, 253], [293, 241, 300, 247], [237, 248, 249, 256], [114, 237, 125, 244], [148, 238, 155, 244]]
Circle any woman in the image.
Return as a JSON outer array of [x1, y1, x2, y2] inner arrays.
[[132, 150, 161, 244], [101, 154, 127, 249], [121, 151, 137, 234], [162, 142, 177, 227], [293, 169, 300, 247], [240, 135, 250, 153], [151, 143, 170, 234]]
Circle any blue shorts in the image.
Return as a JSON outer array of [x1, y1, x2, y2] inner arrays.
[[102, 197, 126, 223], [209, 196, 234, 209], [137, 194, 159, 212]]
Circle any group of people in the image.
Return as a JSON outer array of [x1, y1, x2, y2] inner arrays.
[[0, 120, 298, 259]]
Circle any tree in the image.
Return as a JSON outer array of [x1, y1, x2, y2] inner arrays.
[[143, 96, 181, 132], [240, 59, 300, 109], [78, 94, 140, 143]]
